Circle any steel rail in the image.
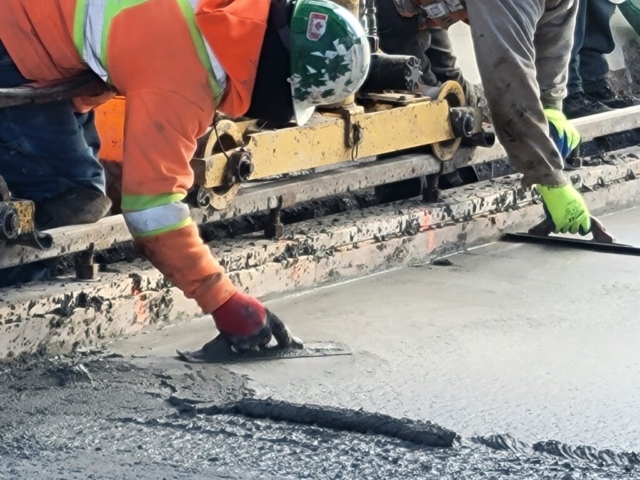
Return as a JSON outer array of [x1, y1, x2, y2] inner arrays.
[[1, 107, 640, 270]]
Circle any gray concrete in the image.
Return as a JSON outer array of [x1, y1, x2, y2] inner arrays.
[[2, 208, 640, 479], [113, 207, 640, 453]]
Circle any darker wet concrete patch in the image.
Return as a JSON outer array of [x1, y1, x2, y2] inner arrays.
[[171, 398, 458, 448]]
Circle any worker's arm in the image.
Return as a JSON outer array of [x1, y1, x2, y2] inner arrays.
[[533, 0, 580, 111], [103, 1, 241, 314], [116, 89, 296, 343], [118, 89, 237, 313], [466, 0, 590, 234], [466, 0, 571, 188]]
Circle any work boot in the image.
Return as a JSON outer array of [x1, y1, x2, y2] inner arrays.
[[584, 80, 640, 110], [211, 291, 303, 352], [563, 91, 612, 119], [34, 186, 112, 230]]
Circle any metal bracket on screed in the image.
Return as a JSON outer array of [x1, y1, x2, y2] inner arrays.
[[422, 173, 441, 203], [75, 243, 99, 280], [339, 104, 366, 152], [264, 193, 295, 240], [0, 175, 52, 250]]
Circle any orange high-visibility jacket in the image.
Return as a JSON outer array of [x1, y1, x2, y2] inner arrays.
[[0, 0, 270, 313]]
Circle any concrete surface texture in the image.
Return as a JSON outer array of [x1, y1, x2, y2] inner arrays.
[[2, 208, 640, 479], [110, 207, 640, 474], [114, 207, 640, 452]]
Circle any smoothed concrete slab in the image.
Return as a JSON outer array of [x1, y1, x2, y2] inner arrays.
[[112, 207, 640, 453]]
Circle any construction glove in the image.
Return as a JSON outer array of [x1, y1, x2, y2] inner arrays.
[[544, 108, 581, 160], [538, 184, 591, 235], [212, 292, 302, 352]]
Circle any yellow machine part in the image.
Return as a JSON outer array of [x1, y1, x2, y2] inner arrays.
[[197, 96, 454, 188], [13, 200, 36, 235], [94, 82, 465, 192]]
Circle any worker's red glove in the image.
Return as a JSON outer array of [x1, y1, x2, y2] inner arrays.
[[212, 292, 301, 351]]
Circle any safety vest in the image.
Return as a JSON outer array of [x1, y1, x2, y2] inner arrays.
[[391, 0, 468, 30], [72, 0, 228, 105]]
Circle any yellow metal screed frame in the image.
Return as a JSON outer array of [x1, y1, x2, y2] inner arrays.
[[191, 80, 467, 211]]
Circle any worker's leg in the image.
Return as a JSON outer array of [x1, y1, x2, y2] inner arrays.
[[579, 0, 616, 84], [580, 0, 640, 107], [376, 0, 439, 86], [426, 28, 477, 105], [466, 0, 570, 188], [567, 0, 588, 96], [78, 109, 102, 159], [0, 41, 109, 228], [563, 0, 613, 118], [0, 41, 110, 286]]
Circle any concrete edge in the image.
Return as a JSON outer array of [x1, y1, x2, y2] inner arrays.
[[1, 158, 639, 359]]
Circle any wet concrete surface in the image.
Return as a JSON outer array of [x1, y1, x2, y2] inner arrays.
[[1, 355, 637, 480], [3, 208, 640, 478]]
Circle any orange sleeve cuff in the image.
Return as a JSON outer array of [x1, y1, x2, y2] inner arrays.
[[134, 222, 237, 313]]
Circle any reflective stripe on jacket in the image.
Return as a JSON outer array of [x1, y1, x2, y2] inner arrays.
[[71, 0, 227, 106]]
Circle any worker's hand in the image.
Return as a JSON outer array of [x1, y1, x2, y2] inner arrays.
[[544, 108, 581, 160], [212, 292, 303, 352], [538, 184, 591, 235]]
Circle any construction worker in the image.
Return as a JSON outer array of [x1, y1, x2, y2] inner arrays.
[[387, 0, 590, 234], [0, 0, 370, 351]]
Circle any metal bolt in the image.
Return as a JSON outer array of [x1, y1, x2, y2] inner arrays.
[[76, 263, 99, 280], [462, 113, 475, 137], [265, 205, 284, 240], [0, 204, 19, 240], [76, 243, 98, 280], [236, 153, 254, 182]]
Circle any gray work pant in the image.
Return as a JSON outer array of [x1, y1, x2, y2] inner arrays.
[[468, 0, 578, 187], [376, 0, 476, 104]]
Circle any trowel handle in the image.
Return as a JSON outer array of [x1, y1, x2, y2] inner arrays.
[[589, 216, 615, 244], [528, 216, 615, 244]]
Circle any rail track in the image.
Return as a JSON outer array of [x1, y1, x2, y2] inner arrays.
[[1, 106, 639, 271]]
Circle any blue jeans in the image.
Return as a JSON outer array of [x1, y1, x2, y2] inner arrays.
[[0, 41, 105, 202], [567, 0, 617, 94]]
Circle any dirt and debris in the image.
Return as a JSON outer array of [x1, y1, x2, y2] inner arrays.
[[200, 192, 379, 243], [580, 129, 640, 160]]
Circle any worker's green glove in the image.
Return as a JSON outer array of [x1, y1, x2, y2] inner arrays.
[[538, 184, 591, 235], [544, 108, 581, 160]]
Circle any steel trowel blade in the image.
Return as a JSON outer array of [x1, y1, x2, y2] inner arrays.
[[176, 341, 352, 364]]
